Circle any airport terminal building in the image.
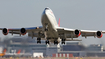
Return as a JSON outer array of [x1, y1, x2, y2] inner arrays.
[[0, 36, 105, 57]]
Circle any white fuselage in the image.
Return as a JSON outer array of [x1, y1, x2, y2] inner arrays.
[[41, 8, 59, 40]]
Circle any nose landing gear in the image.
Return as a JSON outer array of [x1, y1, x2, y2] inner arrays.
[[45, 23, 48, 31]]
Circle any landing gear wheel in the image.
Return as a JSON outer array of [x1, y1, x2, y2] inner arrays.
[[62, 39, 65, 44], [54, 40, 58, 45], [45, 40, 49, 44], [37, 41, 41, 44], [37, 38, 41, 44], [45, 28, 48, 31], [62, 41, 65, 44]]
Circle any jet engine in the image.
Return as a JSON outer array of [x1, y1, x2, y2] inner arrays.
[[74, 29, 81, 37], [96, 31, 103, 38], [20, 28, 27, 35], [2, 28, 9, 35]]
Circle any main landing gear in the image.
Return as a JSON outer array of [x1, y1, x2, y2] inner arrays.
[[45, 40, 49, 44], [37, 38, 41, 44], [61, 39, 65, 44], [37, 38, 66, 45], [54, 40, 58, 45], [54, 39, 65, 45], [37, 38, 50, 44]]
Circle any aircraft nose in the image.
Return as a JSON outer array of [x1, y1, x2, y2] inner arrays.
[[42, 7, 49, 15], [42, 7, 50, 16], [45, 7, 49, 10]]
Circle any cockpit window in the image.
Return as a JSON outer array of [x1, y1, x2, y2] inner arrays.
[[45, 8, 49, 10]]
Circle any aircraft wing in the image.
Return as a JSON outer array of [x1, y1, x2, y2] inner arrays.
[[0, 26, 45, 38], [80, 30, 105, 38], [57, 27, 105, 39]]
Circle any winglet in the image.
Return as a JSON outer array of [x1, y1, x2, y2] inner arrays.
[[58, 18, 60, 27]]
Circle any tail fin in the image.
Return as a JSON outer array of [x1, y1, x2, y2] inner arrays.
[[0, 48, 6, 56], [3, 48, 6, 53], [17, 49, 21, 54], [58, 18, 60, 27]]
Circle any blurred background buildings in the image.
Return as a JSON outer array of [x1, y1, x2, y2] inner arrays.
[[0, 36, 105, 57]]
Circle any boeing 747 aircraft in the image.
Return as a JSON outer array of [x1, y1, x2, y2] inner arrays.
[[0, 7, 105, 44]]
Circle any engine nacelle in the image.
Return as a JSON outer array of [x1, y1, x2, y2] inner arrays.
[[96, 31, 103, 38], [74, 29, 81, 37], [2, 28, 9, 35], [20, 28, 27, 35]]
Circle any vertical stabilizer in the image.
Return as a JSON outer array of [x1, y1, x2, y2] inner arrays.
[[3, 48, 6, 53], [17, 49, 21, 54], [0, 48, 6, 57], [58, 18, 60, 27]]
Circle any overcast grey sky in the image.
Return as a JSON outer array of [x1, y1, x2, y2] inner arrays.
[[0, 0, 105, 45]]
